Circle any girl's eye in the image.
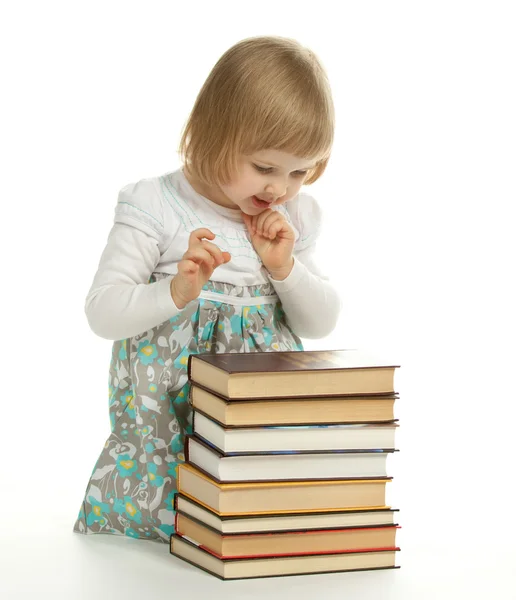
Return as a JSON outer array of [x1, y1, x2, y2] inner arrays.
[[253, 165, 308, 177], [253, 165, 273, 174]]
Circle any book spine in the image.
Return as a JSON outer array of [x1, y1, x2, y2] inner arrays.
[[184, 437, 192, 461], [201, 544, 401, 561]]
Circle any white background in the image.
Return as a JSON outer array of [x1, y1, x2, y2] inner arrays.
[[2, 1, 516, 598]]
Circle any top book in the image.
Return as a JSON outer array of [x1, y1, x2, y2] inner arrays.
[[188, 350, 399, 399]]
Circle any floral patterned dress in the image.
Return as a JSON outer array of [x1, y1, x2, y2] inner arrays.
[[73, 277, 303, 542]]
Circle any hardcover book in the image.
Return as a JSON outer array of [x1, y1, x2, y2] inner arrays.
[[185, 435, 394, 483], [175, 494, 399, 534], [193, 411, 398, 453], [170, 535, 400, 580], [188, 349, 399, 399], [177, 463, 392, 515], [190, 385, 398, 426], [175, 511, 400, 558]]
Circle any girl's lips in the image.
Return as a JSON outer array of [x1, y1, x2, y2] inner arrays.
[[252, 195, 272, 208]]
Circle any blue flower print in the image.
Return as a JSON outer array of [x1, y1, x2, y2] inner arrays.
[[137, 341, 158, 365], [147, 463, 164, 487], [173, 347, 190, 372], [165, 491, 175, 511], [86, 497, 111, 526], [120, 390, 136, 419], [113, 496, 142, 524], [116, 454, 138, 477]]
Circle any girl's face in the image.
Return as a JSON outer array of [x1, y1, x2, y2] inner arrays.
[[219, 149, 318, 215]]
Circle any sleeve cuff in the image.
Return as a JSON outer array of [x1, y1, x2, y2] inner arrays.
[[266, 256, 306, 293], [156, 275, 182, 316]]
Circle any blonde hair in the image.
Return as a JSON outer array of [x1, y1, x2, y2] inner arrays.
[[179, 36, 335, 186]]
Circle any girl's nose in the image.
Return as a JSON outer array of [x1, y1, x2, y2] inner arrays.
[[265, 182, 287, 199]]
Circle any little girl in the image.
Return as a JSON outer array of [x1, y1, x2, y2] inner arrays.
[[74, 35, 341, 542]]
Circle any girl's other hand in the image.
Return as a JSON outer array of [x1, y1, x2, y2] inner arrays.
[[170, 228, 231, 308]]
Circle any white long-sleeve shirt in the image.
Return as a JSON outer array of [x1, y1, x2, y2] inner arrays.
[[86, 168, 341, 341]]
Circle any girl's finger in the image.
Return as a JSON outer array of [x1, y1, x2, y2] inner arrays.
[[260, 212, 284, 238], [189, 228, 215, 247], [178, 259, 199, 276], [201, 240, 227, 265], [266, 220, 285, 240], [254, 209, 274, 233], [183, 247, 216, 267]]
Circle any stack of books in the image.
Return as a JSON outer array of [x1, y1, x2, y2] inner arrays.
[[170, 349, 401, 580]]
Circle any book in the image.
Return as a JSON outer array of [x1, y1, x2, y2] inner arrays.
[[186, 435, 394, 483], [170, 535, 400, 580], [188, 349, 399, 399], [177, 463, 391, 515], [190, 385, 398, 426], [175, 494, 399, 534], [193, 411, 398, 453], [175, 512, 400, 558]]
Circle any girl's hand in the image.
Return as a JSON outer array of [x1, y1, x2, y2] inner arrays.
[[170, 228, 231, 308], [242, 210, 295, 280]]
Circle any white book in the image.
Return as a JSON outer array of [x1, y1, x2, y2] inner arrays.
[[186, 436, 393, 482], [193, 411, 398, 453]]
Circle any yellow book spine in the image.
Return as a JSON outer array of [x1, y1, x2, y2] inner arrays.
[[178, 490, 390, 517]]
